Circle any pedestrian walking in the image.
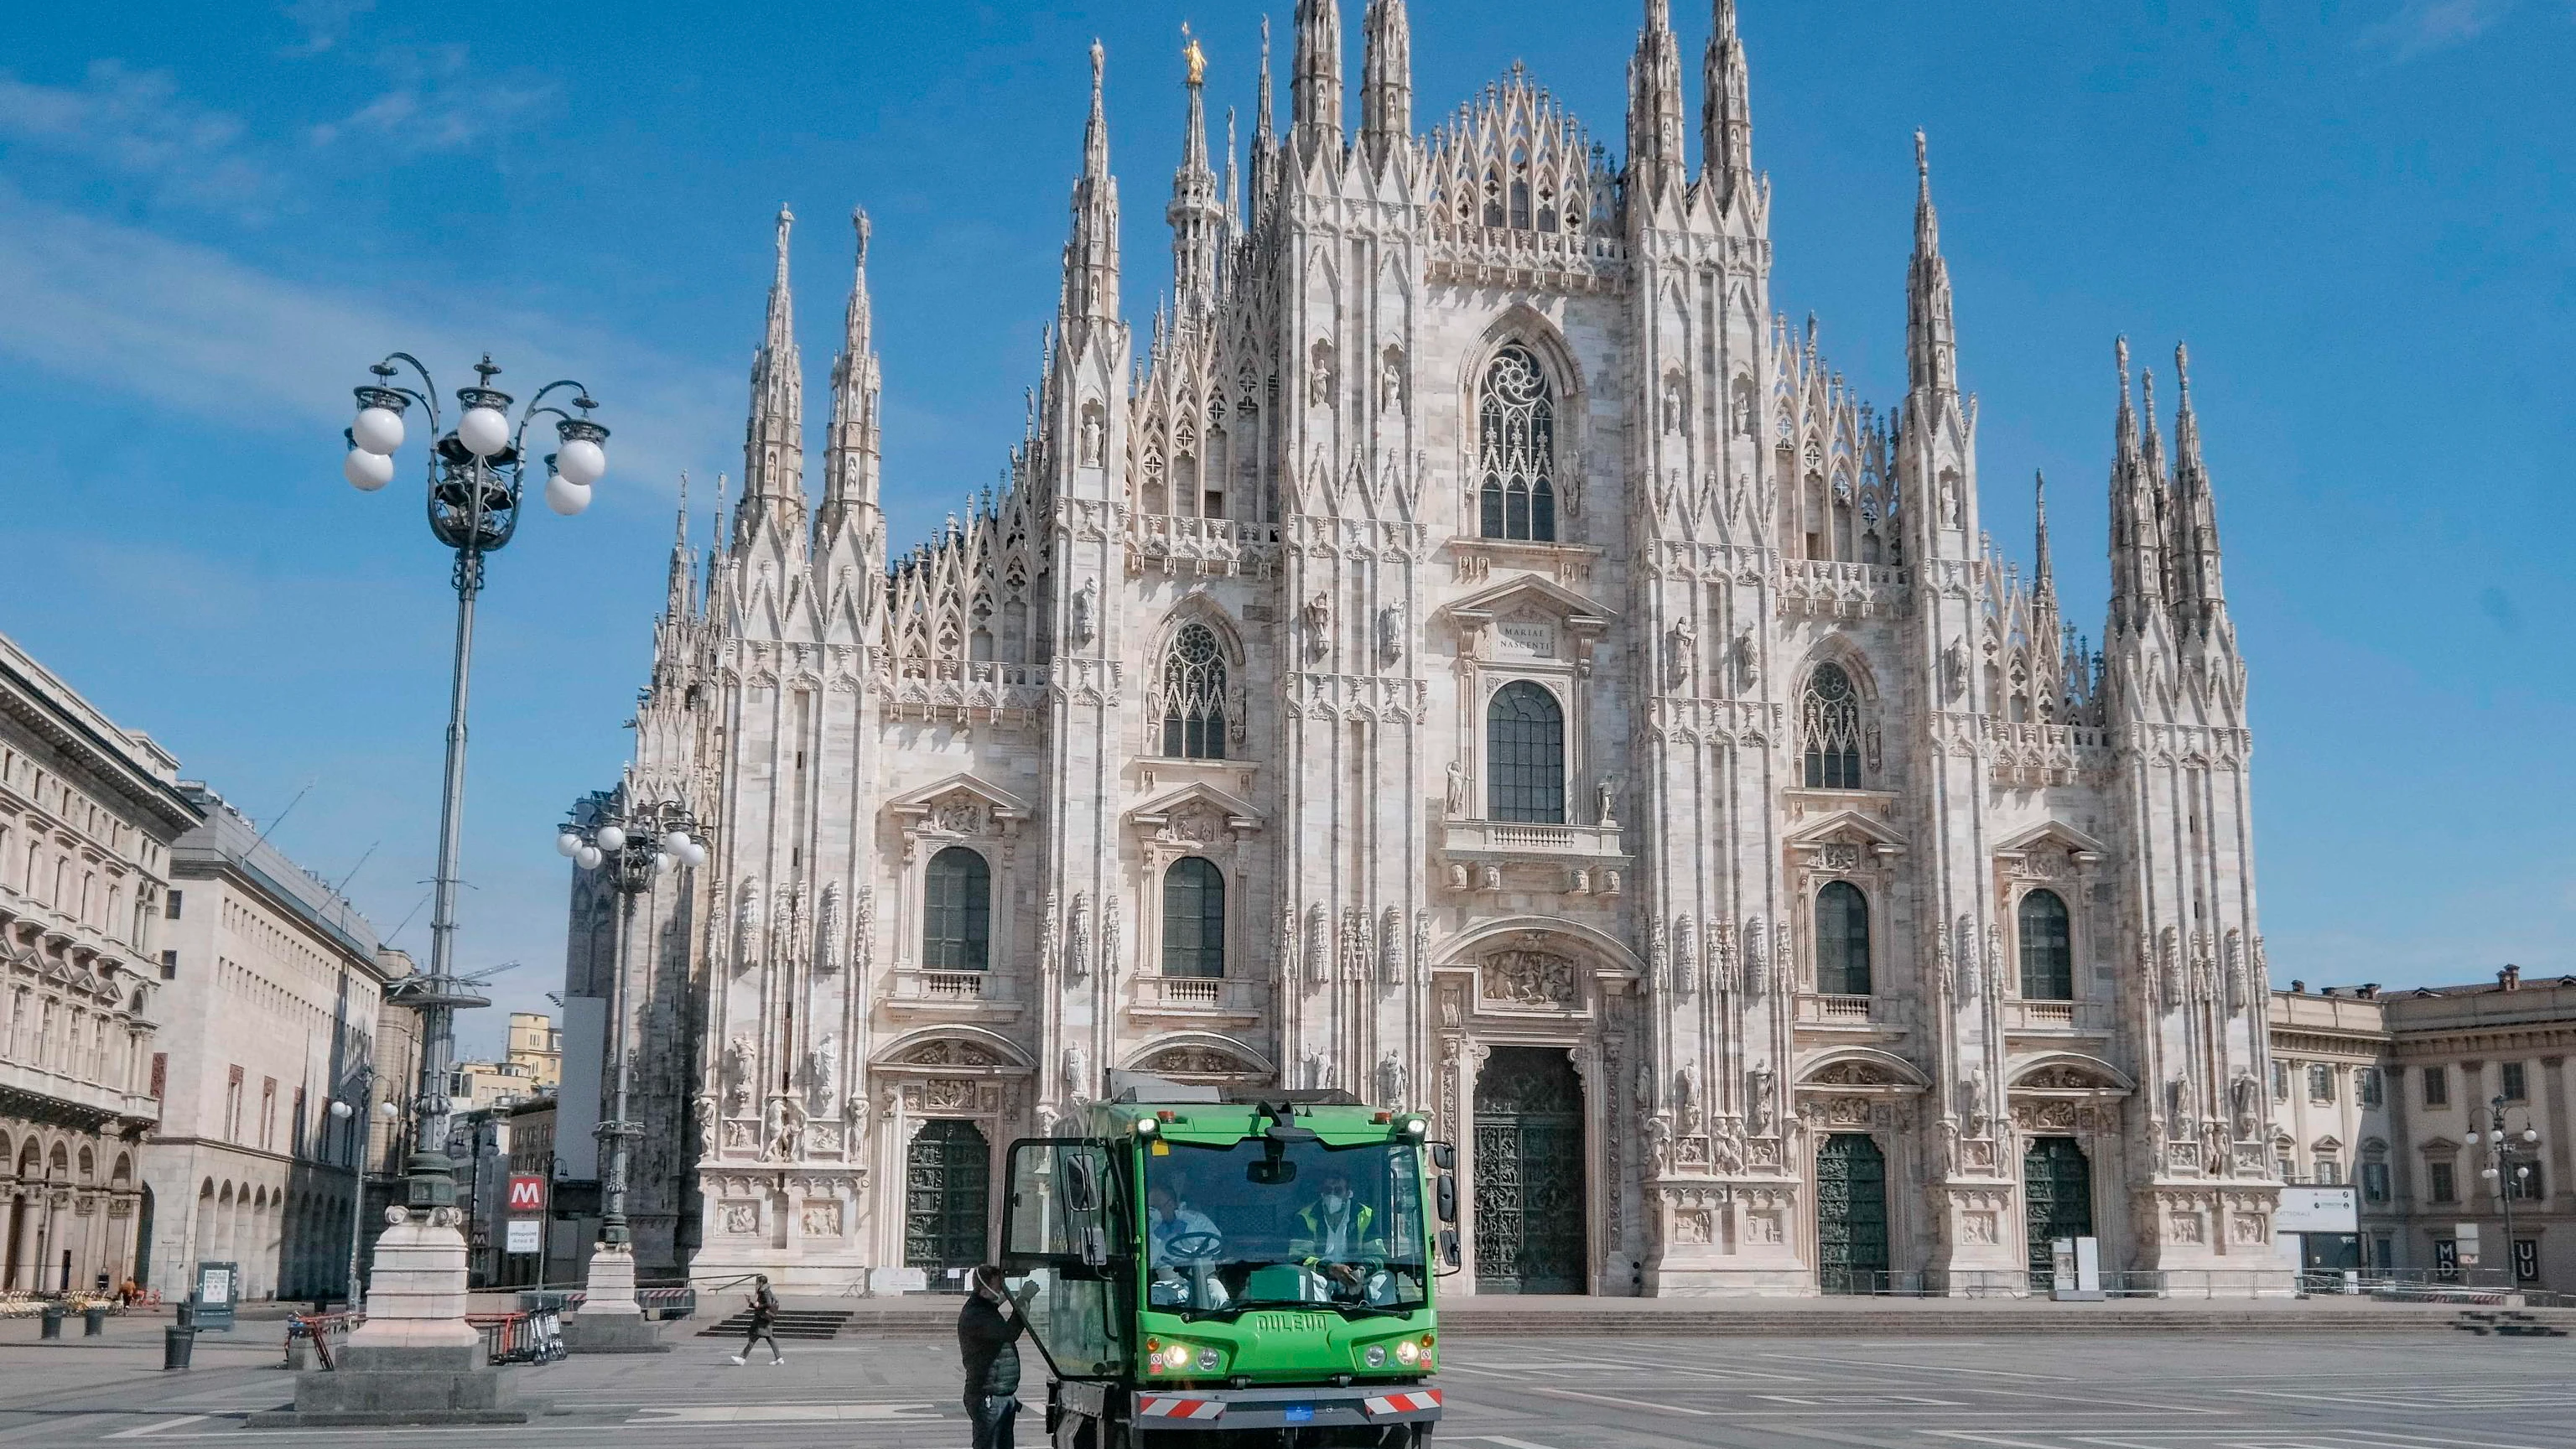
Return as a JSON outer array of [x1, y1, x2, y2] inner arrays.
[[730, 1274, 785, 1365], [959, 1265, 1035, 1449]]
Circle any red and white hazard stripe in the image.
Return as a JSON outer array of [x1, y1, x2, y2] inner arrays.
[[1135, 1395, 1225, 1420], [1362, 1389, 1443, 1417]]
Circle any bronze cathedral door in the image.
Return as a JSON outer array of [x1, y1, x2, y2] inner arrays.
[[1472, 1046, 1587, 1294]]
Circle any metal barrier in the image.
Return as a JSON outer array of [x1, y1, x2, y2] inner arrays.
[[636, 1286, 697, 1321], [466, 1309, 567, 1366], [284, 1311, 364, 1370]]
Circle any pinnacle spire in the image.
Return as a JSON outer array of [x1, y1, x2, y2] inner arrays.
[[1701, 0, 1753, 206], [2032, 470, 2053, 598], [1061, 40, 1122, 328], [1627, 0, 1686, 204], [1169, 26, 1224, 319], [667, 471, 694, 616], [822, 205, 882, 539], [1360, 0, 1411, 169], [2169, 341, 2228, 627], [1291, 0, 1344, 163], [2107, 336, 2168, 633], [738, 203, 807, 546], [1904, 130, 1957, 399]]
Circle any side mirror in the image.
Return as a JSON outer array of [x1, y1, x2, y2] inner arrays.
[[1438, 1229, 1461, 1269], [1079, 1225, 1109, 1269], [1431, 1141, 1457, 1172], [1064, 1156, 1099, 1213], [1436, 1174, 1457, 1225]]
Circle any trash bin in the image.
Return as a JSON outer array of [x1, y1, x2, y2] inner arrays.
[[163, 1325, 197, 1371], [39, 1305, 64, 1339], [83, 1306, 107, 1337], [175, 1302, 195, 1330]]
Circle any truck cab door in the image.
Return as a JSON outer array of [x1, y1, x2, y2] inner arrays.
[[1000, 1139, 1130, 1379]]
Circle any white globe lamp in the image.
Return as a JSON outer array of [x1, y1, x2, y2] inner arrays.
[[595, 825, 627, 853], [557, 436, 606, 486], [543, 474, 592, 516], [457, 405, 511, 458], [556, 831, 582, 858], [345, 448, 395, 491], [352, 406, 406, 455], [575, 845, 604, 870]]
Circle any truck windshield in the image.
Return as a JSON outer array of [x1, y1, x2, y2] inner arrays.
[[1143, 1137, 1427, 1317]]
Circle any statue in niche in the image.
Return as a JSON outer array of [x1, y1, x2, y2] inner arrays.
[[1444, 760, 1468, 819], [1675, 1068, 1703, 1136], [1664, 613, 1696, 692], [1747, 1064, 1777, 1137], [762, 1097, 802, 1161], [1661, 374, 1684, 434], [1078, 408, 1104, 466], [1301, 591, 1332, 662], [804, 1034, 838, 1117], [1378, 603, 1405, 668], [1069, 579, 1098, 649], [1309, 341, 1337, 408], [1942, 640, 1968, 702], [1732, 631, 1759, 693], [2231, 1074, 2262, 1141], [1380, 350, 1405, 412], [1062, 1044, 1092, 1108], [721, 1036, 754, 1114], [1376, 1052, 1408, 1109], [1596, 776, 1619, 829]]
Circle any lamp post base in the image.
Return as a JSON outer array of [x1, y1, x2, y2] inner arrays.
[[563, 1242, 669, 1353], [271, 1205, 539, 1426]]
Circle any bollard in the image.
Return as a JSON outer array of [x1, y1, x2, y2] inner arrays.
[[83, 1306, 107, 1337], [163, 1325, 197, 1371], [39, 1305, 65, 1339]]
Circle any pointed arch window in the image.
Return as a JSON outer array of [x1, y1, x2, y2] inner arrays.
[[1486, 680, 1566, 823], [1478, 345, 1558, 542], [1158, 622, 1229, 760], [1801, 663, 1865, 788], [1815, 880, 1872, 996], [1161, 857, 1226, 979], [922, 847, 991, 971], [2018, 889, 2074, 1001]]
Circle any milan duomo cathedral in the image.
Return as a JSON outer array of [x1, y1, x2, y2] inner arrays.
[[562, 1, 2287, 1296]]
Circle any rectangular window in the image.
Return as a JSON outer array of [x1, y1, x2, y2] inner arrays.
[[2501, 1062, 2528, 1102], [2308, 1064, 2334, 1103], [2357, 1068, 2383, 1109], [2511, 1161, 2545, 1202], [149, 1052, 167, 1100], [160, 950, 178, 980], [2428, 1161, 2456, 1204], [164, 890, 183, 919], [224, 1066, 244, 1141], [2360, 1161, 2390, 1203], [2314, 1157, 2340, 1186], [2372, 1234, 2393, 1270], [2421, 1066, 2448, 1107], [260, 1078, 277, 1150], [2272, 1061, 2291, 1102]]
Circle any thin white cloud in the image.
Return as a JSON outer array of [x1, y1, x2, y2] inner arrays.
[[0, 61, 280, 216], [307, 45, 554, 155], [0, 182, 734, 493], [283, 0, 378, 56], [2362, 0, 2521, 57]]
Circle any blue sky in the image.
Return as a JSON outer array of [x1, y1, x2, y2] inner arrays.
[[3, 2, 2568, 1053]]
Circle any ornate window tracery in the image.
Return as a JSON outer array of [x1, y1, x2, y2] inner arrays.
[[1485, 680, 1566, 823], [922, 847, 990, 971], [1158, 623, 1228, 760], [1161, 856, 1226, 979], [1477, 345, 1557, 543], [1801, 663, 1864, 789], [2018, 889, 2074, 1001]]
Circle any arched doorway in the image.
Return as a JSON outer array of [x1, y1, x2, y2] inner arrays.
[[904, 1119, 991, 1280], [2023, 1136, 2095, 1285], [1472, 1046, 1586, 1294], [1816, 1133, 1889, 1295]]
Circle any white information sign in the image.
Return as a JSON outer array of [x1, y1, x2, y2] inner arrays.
[[506, 1218, 543, 1254], [2273, 1186, 2359, 1234]]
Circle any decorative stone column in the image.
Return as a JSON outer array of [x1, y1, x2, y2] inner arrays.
[[268, 1205, 536, 1426]]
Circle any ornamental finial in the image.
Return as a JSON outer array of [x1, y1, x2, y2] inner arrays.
[[1183, 22, 1207, 86]]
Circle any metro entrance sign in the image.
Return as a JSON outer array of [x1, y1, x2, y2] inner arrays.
[[506, 1176, 548, 1213]]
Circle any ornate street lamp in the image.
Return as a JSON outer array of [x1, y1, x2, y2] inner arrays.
[[311, 354, 607, 1411], [2464, 1098, 2545, 1289], [327, 1083, 404, 1306], [343, 353, 609, 1217], [553, 798, 704, 1343]]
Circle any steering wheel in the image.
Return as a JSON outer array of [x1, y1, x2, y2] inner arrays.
[[1162, 1230, 1223, 1259]]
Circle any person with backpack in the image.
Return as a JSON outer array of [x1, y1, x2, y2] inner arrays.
[[730, 1274, 785, 1365], [959, 1265, 1036, 1448]]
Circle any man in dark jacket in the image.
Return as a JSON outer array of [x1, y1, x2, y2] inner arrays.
[[730, 1275, 784, 1365], [958, 1265, 1032, 1449]]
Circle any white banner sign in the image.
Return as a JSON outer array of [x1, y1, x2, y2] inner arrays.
[[506, 1218, 543, 1254], [2273, 1186, 2359, 1234]]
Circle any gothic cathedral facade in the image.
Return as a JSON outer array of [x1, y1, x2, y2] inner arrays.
[[563, 0, 2285, 1295]]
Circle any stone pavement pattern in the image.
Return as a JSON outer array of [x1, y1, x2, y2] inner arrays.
[[3, 1316, 2572, 1446]]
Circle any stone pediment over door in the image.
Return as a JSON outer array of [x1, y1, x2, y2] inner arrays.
[[1440, 574, 1616, 667], [886, 773, 1032, 856], [1123, 782, 1264, 849]]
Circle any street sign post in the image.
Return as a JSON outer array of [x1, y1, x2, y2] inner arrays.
[[506, 1218, 543, 1254], [506, 1176, 547, 1213]]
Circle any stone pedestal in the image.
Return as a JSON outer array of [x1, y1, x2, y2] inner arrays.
[[563, 1243, 669, 1353], [265, 1206, 537, 1426]]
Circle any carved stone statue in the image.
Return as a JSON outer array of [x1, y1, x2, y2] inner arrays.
[[1078, 408, 1104, 465], [1301, 591, 1332, 662], [1747, 1064, 1777, 1137], [1062, 1044, 1092, 1107], [1376, 1052, 1408, 1109], [1595, 776, 1619, 829], [1731, 631, 1759, 693], [1067, 892, 1092, 982], [1675, 1067, 1704, 1136], [1378, 603, 1405, 668], [735, 878, 762, 967], [1379, 351, 1404, 412], [1070, 578, 1098, 648], [818, 883, 843, 974], [1664, 614, 1696, 692], [762, 1096, 802, 1161], [1444, 760, 1468, 818], [1646, 1115, 1675, 1175], [1942, 639, 1968, 702], [2231, 1073, 2262, 1141], [722, 1036, 754, 1114], [805, 1033, 838, 1117]]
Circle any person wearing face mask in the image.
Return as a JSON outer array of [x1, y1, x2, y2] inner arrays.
[[1289, 1168, 1380, 1300], [958, 1265, 1036, 1449], [1146, 1183, 1228, 1309]]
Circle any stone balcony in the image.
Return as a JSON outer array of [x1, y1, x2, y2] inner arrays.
[[1126, 516, 1284, 579], [2005, 999, 2116, 1036], [0, 1055, 158, 1130], [883, 968, 1023, 1021], [1439, 818, 1631, 896], [1796, 992, 1877, 1026], [1777, 558, 1909, 620], [1127, 974, 1265, 1026]]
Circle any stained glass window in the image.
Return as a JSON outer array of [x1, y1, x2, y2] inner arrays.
[[1486, 681, 1566, 823], [1478, 345, 1557, 543], [1159, 622, 1228, 759], [922, 847, 990, 971], [1815, 880, 1872, 995], [1161, 857, 1226, 979], [1801, 663, 1863, 788], [2018, 889, 2074, 1001]]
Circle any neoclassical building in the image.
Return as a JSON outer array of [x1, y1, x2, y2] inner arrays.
[[564, 1, 2285, 1294]]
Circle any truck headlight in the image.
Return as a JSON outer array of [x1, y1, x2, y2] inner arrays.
[[1195, 1347, 1221, 1372], [1363, 1344, 1388, 1368], [1161, 1343, 1192, 1370], [1394, 1339, 1421, 1365]]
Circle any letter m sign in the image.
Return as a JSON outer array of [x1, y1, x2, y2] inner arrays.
[[506, 1176, 547, 1213]]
